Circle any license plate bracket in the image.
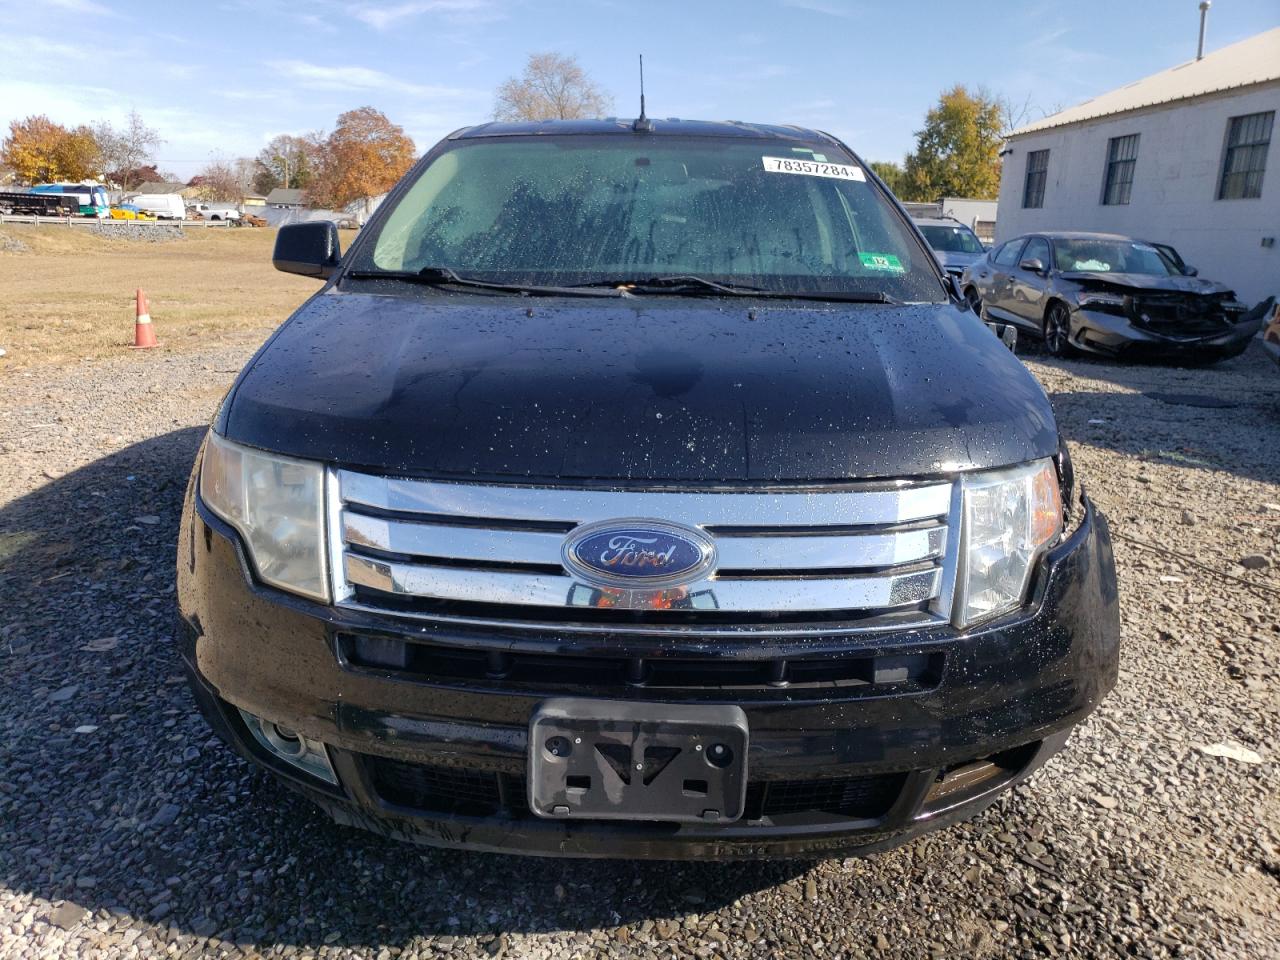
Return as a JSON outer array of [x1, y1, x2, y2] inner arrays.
[[528, 699, 749, 824]]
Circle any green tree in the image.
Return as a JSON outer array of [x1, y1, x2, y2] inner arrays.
[[869, 161, 907, 197], [253, 133, 320, 195], [902, 85, 1003, 201]]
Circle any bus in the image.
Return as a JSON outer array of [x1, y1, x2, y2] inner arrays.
[[31, 183, 110, 217]]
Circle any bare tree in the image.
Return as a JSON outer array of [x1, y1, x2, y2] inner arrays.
[[998, 93, 1035, 135], [92, 110, 163, 191], [189, 159, 242, 202], [494, 53, 612, 122]]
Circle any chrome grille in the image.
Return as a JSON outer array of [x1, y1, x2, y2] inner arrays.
[[330, 470, 959, 627]]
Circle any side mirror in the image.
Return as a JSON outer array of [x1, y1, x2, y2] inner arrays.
[[273, 221, 341, 278], [1019, 258, 1046, 274], [1184, 265, 1198, 277]]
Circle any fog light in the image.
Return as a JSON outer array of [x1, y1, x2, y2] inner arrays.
[[238, 709, 338, 784]]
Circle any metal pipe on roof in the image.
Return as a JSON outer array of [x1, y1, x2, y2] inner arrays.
[[1197, 1, 1211, 61]]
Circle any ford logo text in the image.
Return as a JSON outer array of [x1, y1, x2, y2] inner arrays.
[[562, 520, 716, 589]]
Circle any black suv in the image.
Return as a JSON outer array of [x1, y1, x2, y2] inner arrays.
[[177, 119, 1120, 860]]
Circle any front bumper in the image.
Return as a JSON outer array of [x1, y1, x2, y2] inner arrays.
[[1071, 306, 1262, 359], [176, 487, 1120, 860]]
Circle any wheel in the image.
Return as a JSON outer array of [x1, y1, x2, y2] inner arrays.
[[1043, 302, 1075, 357], [964, 287, 982, 315]]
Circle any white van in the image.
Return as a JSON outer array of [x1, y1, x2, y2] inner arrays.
[[128, 193, 186, 220]]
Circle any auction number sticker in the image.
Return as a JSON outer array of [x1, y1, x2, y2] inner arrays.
[[858, 252, 905, 274], [762, 156, 865, 181]]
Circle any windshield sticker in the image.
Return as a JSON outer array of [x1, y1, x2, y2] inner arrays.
[[762, 156, 865, 181], [858, 252, 904, 274]]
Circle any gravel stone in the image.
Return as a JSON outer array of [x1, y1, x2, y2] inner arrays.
[[46, 903, 88, 930], [88, 223, 187, 243], [1, 340, 1278, 958]]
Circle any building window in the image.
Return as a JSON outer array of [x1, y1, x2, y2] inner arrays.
[[1218, 111, 1273, 200], [1102, 134, 1139, 205], [1022, 150, 1048, 208]]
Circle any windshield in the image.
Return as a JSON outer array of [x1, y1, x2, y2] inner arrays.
[[918, 224, 983, 255], [1055, 239, 1176, 276], [355, 135, 943, 300]]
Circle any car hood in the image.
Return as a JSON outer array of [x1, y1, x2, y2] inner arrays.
[[934, 250, 982, 271], [1062, 272, 1235, 297], [220, 288, 1058, 482]]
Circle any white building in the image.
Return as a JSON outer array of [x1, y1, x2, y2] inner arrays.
[[995, 27, 1279, 308]]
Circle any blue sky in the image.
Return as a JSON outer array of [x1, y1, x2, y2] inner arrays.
[[1, 0, 1276, 180]]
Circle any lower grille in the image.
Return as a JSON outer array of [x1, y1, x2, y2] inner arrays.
[[756, 773, 906, 819], [365, 756, 904, 823], [340, 633, 944, 699], [369, 757, 511, 817]]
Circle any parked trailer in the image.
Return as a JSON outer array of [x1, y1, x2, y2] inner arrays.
[[0, 191, 82, 216]]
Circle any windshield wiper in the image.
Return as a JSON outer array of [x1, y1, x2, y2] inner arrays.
[[571, 275, 900, 304], [344, 267, 622, 298]]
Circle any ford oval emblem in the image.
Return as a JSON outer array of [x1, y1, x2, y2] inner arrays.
[[562, 519, 716, 589]]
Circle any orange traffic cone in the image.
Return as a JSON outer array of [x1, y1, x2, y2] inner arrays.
[[131, 288, 158, 349]]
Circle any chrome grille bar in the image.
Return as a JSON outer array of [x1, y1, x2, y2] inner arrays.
[[339, 472, 951, 527], [345, 554, 941, 613], [343, 510, 946, 571]]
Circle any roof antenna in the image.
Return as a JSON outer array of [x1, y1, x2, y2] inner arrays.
[[633, 54, 653, 132]]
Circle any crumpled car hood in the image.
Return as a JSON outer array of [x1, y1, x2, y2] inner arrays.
[[1062, 272, 1235, 297], [219, 288, 1059, 482]]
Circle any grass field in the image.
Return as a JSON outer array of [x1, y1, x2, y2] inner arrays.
[[0, 226, 351, 367]]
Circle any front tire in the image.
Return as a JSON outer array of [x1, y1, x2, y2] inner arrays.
[[1043, 302, 1076, 357]]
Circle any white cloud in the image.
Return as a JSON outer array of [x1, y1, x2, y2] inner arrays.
[[37, 0, 117, 16], [268, 59, 484, 100], [780, 0, 856, 18], [351, 0, 498, 30]]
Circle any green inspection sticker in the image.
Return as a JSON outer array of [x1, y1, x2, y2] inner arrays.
[[858, 252, 905, 274]]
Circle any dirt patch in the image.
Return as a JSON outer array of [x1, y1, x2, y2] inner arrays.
[[0, 225, 354, 368]]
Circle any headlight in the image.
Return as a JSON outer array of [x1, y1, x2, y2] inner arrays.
[[199, 432, 329, 601], [956, 459, 1062, 627], [1075, 291, 1126, 310]]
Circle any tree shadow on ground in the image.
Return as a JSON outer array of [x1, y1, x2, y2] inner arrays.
[[1021, 343, 1280, 488], [0, 428, 808, 950]]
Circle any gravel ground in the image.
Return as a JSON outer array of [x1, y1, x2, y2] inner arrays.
[[1, 342, 1277, 959]]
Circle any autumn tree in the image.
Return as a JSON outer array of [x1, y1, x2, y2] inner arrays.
[[306, 108, 415, 209], [494, 52, 612, 121], [901, 86, 1003, 201], [2, 115, 101, 183], [253, 133, 320, 195], [92, 110, 163, 191]]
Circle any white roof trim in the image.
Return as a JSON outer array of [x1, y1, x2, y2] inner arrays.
[[1009, 27, 1280, 138]]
